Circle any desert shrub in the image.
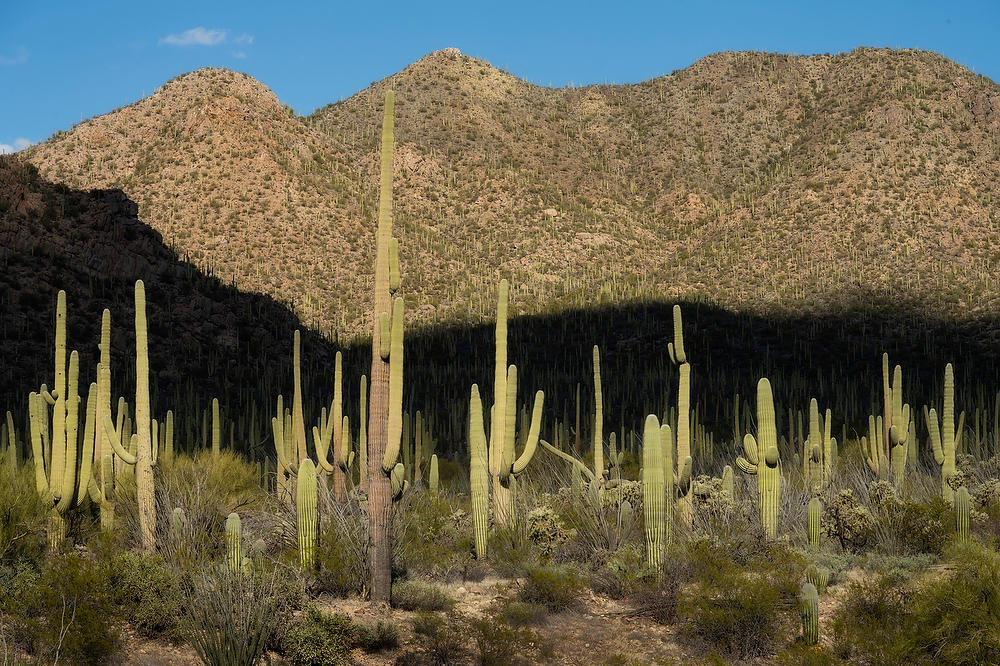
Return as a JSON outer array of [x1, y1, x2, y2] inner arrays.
[[830, 573, 912, 664], [283, 605, 354, 666], [628, 570, 684, 626], [873, 487, 953, 555], [526, 505, 572, 558], [824, 489, 876, 552], [391, 580, 453, 611], [410, 611, 469, 664], [498, 600, 549, 627], [678, 534, 804, 659], [0, 460, 46, 563], [774, 644, 840, 665], [355, 618, 400, 652], [517, 563, 583, 612], [104, 550, 183, 639], [556, 483, 640, 561], [316, 500, 368, 597], [901, 540, 1000, 665], [395, 494, 476, 580], [184, 568, 293, 666], [488, 522, 538, 576], [469, 614, 538, 665], [13, 553, 118, 665]]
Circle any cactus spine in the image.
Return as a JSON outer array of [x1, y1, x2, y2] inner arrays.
[[297, 458, 318, 569], [800, 582, 819, 645], [736, 378, 781, 539]]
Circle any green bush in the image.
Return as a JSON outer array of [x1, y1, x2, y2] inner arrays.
[[15, 553, 118, 665], [498, 600, 549, 627], [355, 618, 400, 652], [678, 534, 805, 660], [902, 540, 1000, 665], [517, 564, 583, 612], [391, 580, 453, 611], [830, 574, 911, 664], [395, 494, 476, 580], [0, 460, 46, 564], [283, 605, 354, 666], [104, 551, 183, 639], [469, 614, 538, 665], [411, 611, 469, 664], [823, 489, 875, 553]]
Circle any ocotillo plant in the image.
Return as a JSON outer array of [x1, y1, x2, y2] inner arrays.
[[736, 378, 781, 539], [367, 91, 406, 604], [668, 304, 693, 527], [927, 363, 966, 503]]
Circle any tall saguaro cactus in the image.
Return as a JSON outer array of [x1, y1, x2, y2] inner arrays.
[[593, 345, 604, 480], [927, 363, 965, 503], [668, 305, 693, 527], [641, 414, 665, 570], [133, 281, 156, 551], [485, 279, 544, 528], [469, 385, 490, 559], [367, 91, 405, 604], [736, 378, 781, 539]]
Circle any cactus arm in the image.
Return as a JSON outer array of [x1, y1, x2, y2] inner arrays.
[[741, 432, 760, 465], [272, 415, 297, 475], [312, 426, 336, 473], [28, 393, 50, 497], [735, 455, 757, 475], [928, 408, 944, 465], [511, 390, 544, 476], [104, 413, 137, 465], [339, 415, 351, 473], [75, 383, 97, 505], [539, 439, 596, 481]]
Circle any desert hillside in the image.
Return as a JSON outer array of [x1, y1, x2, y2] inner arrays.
[[24, 47, 1000, 341]]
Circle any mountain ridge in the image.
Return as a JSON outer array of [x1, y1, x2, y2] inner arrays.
[[23, 47, 1000, 342]]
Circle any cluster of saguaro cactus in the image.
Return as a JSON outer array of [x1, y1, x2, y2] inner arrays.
[[804, 399, 837, 493], [640, 414, 691, 570], [736, 378, 781, 539], [868, 356, 911, 486], [927, 363, 966, 503]]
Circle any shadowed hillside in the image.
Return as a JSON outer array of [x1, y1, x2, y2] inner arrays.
[[24, 48, 1000, 343]]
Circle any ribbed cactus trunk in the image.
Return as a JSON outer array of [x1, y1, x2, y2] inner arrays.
[[368, 92, 398, 605], [297, 458, 318, 569], [134, 281, 156, 552], [489, 280, 511, 528], [593, 346, 603, 480], [800, 582, 819, 645], [808, 497, 821, 549], [469, 386, 489, 559], [641, 415, 665, 571]]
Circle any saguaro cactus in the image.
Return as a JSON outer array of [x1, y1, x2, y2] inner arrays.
[[641, 415, 665, 570], [297, 458, 318, 569], [469, 385, 490, 559], [429, 454, 439, 494], [483, 279, 544, 528], [955, 485, 970, 539], [367, 91, 406, 604], [927, 364, 965, 503], [668, 305, 693, 527], [133, 281, 157, 552], [808, 497, 821, 550], [593, 345, 604, 480], [736, 378, 781, 539], [225, 512, 244, 574], [800, 582, 819, 645]]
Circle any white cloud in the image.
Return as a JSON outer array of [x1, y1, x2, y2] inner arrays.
[[0, 138, 33, 154], [232, 51, 247, 59], [0, 47, 28, 65], [159, 27, 228, 47], [234, 33, 254, 45]]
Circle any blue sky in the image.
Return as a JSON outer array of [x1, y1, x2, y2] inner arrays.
[[2, 0, 999, 153]]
